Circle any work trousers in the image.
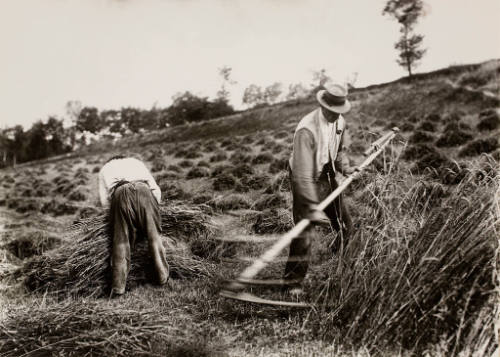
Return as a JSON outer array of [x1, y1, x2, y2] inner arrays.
[[284, 165, 353, 283], [110, 181, 169, 294]]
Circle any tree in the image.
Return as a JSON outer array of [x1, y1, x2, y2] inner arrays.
[[121, 107, 143, 133], [311, 69, 330, 88], [286, 83, 309, 100], [76, 107, 103, 134], [216, 65, 236, 103], [383, 0, 426, 77], [167, 91, 234, 126], [26, 121, 49, 161], [45, 117, 68, 155], [242, 84, 265, 108], [263, 82, 283, 104]]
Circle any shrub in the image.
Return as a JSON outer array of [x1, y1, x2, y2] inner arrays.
[[435, 129, 472, 147], [2, 231, 62, 259], [151, 159, 167, 172], [246, 208, 293, 234], [184, 150, 202, 159], [197, 160, 210, 168], [41, 199, 78, 216], [178, 160, 194, 168], [241, 134, 255, 145], [213, 174, 237, 191], [252, 192, 288, 211], [92, 166, 100, 173], [211, 164, 232, 178], [408, 130, 434, 144], [229, 152, 252, 165], [274, 130, 289, 139], [399, 122, 414, 132], [68, 188, 87, 201], [75, 206, 102, 221], [186, 166, 210, 179], [264, 171, 291, 193], [252, 152, 274, 165], [240, 175, 270, 191], [167, 164, 182, 173], [3, 175, 15, 184], [268, 157, 289, 174], [255, 137, 270, 146], [158, 181, 189, 200], [418, 120, 435, 132], [209, 151, 228, 163], [53, 179, 73, 195], [191, 193, 213, 205], [12, 198, 42, 214], [477, 109, 500, 131], [208, 193, 252, 211], [459, 137, 499, 157], [271, 143, 286, 154], [425, 113, 441, 121], [412, 150, 452, 173], [231, 163, 254, 178], [439, 161, 469, 185]]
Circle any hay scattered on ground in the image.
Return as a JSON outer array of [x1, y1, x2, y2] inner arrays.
[[1, 231, 63, 260], [244, 208, 293, 234], [0, 302, 218, 357], [15, 204, 217, 297]]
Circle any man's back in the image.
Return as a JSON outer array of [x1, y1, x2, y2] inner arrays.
[[98, 157, 161, 207]]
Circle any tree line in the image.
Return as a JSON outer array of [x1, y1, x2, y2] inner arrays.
[[0, 67, 332, 167]]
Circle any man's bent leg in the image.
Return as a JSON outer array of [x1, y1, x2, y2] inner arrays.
[[110, 185, 133, 295], [135, 183, 169, 285]]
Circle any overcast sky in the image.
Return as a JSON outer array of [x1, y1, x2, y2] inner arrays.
[[1, 0, 499, 128]]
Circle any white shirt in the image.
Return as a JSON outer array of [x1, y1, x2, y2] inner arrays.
[[98, 157, 161, 207]]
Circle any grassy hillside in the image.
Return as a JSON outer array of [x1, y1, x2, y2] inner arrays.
[[0, 60, 499, 356]]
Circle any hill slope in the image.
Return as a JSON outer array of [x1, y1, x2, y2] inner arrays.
[[0, 60, 499, 356]]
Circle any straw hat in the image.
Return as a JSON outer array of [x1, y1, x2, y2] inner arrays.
[[316, 82, 351, 114]]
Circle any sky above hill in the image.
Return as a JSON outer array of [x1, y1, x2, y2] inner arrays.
[[1, 0, 499, 128]]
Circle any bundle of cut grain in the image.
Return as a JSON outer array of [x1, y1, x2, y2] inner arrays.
[[15, 204, 217, 297]]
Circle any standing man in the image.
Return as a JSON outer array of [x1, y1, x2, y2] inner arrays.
[[285, 82, 354, 289], [98, 154, 169, 296]]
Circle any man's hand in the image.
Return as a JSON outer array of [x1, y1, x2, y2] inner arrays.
[[342, 166, 359, 176], [307, 205, 330, 225]]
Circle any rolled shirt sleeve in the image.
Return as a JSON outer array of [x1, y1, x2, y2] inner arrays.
[[291, 128, 321, 207]]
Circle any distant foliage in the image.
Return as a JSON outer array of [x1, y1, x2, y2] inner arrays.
[[167, 92, 234, 126]]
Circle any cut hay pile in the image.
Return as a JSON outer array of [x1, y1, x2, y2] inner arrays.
[[1, 230, 63, 259], [0, 301, 218, 357], [244, 208, 293, 234], [310, 164, 499, 355], [15, 204, 218, 297]]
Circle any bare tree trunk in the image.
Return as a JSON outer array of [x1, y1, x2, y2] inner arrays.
[[404, 25, 412, 78]]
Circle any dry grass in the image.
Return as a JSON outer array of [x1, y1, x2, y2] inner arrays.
[[13, 204, 217, 297], [0, 301, 219, 357], [306, 164, 498, 355]]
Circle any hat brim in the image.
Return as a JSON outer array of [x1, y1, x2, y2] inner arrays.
[[316, 90, 351, 114]]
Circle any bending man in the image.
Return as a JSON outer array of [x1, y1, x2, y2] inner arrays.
[[98, 155, 169, 296]]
